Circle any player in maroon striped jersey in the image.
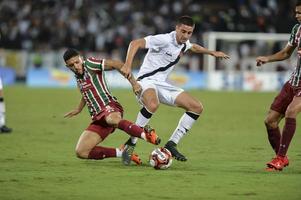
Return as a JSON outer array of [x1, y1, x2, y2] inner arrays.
[[63, 48, 160, 165], [256, 0, 301, 171]]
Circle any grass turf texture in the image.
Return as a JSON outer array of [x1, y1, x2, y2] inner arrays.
[[1, 86, 301, 200]]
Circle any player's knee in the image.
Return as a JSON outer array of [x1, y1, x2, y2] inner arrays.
[[190, 101, 203, 114], [146, 101, 159, 112], [105, 113, 122, 127], [264, 117, 278, 129], [75, 147, 89, 159], [108, 117, 121, 127]]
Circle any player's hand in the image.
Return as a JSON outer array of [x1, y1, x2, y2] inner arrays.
[[132, 82, 142, 96], [212, 51, 230, 59], [64, 109, 81, 118], [256, 56, 268, 67], [120, 63, 132, 79]]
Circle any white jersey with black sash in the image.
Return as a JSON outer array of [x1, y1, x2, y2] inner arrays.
[[137, 31, 192, 81]]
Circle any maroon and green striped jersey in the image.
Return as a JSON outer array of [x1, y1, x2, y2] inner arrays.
[[288, 23, 301, 87], [75, 57, 118, 118]]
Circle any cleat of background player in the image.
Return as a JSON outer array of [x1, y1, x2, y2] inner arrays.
[[266, 155, 289, 171], [0, 125, 12, 133]]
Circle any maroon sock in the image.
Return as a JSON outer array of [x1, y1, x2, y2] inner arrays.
[[88, 146, 116, 160], [266, 127, 281, 154], [117, 119, 143, 138], [278, 118, 296, 157]]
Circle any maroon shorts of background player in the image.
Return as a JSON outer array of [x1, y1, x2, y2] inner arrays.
[[271, 81, 301, 114], [86, 101, 124, 140]]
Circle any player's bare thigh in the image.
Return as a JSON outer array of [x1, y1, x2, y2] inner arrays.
[[265, 109, 283, 129], [141, 88, 160, 112], [285, 96, 301, 118], [105, 111, 122, 127], [75, 130, 102, 159], [174, 91, 203, 114]]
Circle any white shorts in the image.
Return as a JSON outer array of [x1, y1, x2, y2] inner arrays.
[[137, 79, 184, 106]]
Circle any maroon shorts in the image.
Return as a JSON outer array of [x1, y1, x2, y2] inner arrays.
[[270, 81, 301, 114], [86, 101, 124, 140]]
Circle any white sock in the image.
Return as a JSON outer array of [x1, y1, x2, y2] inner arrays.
[[0, 101, 5, 127], [169, 112, 199, 144], [131, 107, 153, 144], [140, 132, 146, 141], [136, 109, 151, 127], [116, 148, 123, 157]]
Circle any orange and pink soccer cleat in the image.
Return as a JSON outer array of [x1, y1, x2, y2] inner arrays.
[[266, 155, 289, 171], [144, 125, 161, 145]]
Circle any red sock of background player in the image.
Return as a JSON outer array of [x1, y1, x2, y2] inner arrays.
[[278, 118, 296, 157], [118, 119, 147, 140], [266, 127, 281, 154], [88, 146, 116, 160]]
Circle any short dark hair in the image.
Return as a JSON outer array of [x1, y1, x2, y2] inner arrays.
[[63, 48, 79, 61], [176, 16, 195, 27], [297, 0, 301, 6]]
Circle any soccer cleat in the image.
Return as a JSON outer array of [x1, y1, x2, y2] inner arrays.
[[131, 153, 142, 165], [144, 125, 161, 145], [0, 125, 12, 134], [120, 143, 142, 165], [266, 155, 289, 171], [164, 141, 187, 162], [121, 144, 135, 166]]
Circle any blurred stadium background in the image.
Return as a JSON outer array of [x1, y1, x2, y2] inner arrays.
[[0, 0, 298, 91]]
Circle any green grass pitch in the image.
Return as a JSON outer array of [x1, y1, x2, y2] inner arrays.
[[0, 86, 300, 200]]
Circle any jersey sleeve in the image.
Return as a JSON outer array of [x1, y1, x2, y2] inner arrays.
[[85, 57, 104, 71], [144, 34, 169, 50], [288, 24, 300, 46]]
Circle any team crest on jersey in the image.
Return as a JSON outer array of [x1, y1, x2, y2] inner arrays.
[[78, 77, 92, 91], [81, 82, 92, 90]]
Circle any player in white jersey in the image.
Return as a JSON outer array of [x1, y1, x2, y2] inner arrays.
[[120, 16, 229, 163], [0, 77, 12, 134]]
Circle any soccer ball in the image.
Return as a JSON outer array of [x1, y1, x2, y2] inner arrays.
[[149, 147, 173, 170]]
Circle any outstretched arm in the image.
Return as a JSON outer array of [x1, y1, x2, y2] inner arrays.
[[104, 59, 142, 96], [256, 44, 295, 67], [64, 96, 86, 118], [190, 43, 230, 59], [120, 38, 146, 79]]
